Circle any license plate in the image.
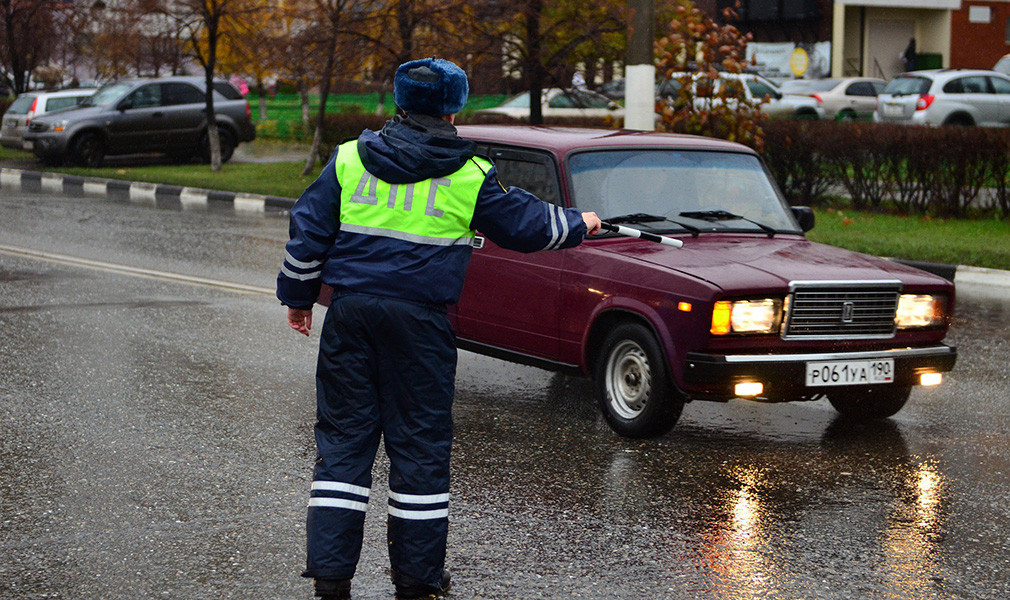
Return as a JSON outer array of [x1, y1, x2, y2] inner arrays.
[[21, 140, 32, 150], [806, 359, 894, 387], [882, 103, 903, 117]]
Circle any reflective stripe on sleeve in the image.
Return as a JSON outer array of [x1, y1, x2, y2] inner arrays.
[[280, 265, 321, 281], [554, 206, 570, 249], [388, 491, 450, 504], [308, 497, 368, 512], [543, 205, 560, 250], [285, 251, 323, 269], [387, 506, 449, 520]]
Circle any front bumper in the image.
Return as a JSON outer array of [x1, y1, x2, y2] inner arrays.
[[22, 132, 70, 158], [683, 344, 957, 400]]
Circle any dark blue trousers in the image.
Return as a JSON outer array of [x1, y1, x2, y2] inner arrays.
[[303, 293, 456, 588]]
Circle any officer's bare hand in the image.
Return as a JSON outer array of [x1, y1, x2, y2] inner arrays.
[[582, 212, 602, 235], [288, 308, 313, 336]]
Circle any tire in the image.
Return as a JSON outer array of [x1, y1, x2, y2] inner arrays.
[[71, 132, 104, 168], [827, 385, 912, 420], [200, 129, 235, 163], [594, 322, 684, 438], [943, 114, 974, 127]]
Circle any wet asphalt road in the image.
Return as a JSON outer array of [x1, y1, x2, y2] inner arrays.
[[1, 191, 1009, 600]]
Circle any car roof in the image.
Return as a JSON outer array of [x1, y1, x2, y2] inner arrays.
[[455, 125, 754, 155]]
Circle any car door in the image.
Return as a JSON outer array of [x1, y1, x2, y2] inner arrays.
[[160, 82, 207, 150], [454, 145, 565, 359], [987, 75, 1010, 125], [106, 83, 168, 153], [843, 81, 879, 119], [945, 75, 997, 125]]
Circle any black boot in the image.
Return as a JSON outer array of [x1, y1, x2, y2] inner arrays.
[[393, 570, 451, 599], [314, 578, 351, 600]]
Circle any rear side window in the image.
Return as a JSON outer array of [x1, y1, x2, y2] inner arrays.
[[212, 82, 243, 100], [488, 147, 561, 206], [945, 76, 990, 94], [44, 96, 86, 111], [883, 76, 931, 95], [162, 82, 205, 106], [6, 95, 36, 114], [990, 76, 1010, 94]]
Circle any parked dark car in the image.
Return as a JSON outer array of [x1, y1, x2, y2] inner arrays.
[[447, 126, 956, 438], [22, 76, 255, 166]]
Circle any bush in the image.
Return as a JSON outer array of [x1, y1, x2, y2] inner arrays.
[[760, 121, 1010, 219]]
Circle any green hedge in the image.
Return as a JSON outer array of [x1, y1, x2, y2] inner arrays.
[[761, 120, 1010, 218]]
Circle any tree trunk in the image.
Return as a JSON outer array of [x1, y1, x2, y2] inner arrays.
[[257, 75, 268, 120], [525, 0, 544, 125], [300, 78, 311, 130], [302, 29, 338, 176]]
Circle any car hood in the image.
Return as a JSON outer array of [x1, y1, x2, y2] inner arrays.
[[594, 234, 949, 293]]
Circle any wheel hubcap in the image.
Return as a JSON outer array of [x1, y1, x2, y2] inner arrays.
[[606, 340, 652, 419]]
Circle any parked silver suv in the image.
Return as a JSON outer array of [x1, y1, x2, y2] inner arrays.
[[23, 76, 255, 166], [875, 69, 1010, 127]]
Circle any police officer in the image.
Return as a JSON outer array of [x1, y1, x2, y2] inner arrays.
[[277, 57, 602, 600]]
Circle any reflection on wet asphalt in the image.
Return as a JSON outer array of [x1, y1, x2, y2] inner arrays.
[[0, 192, 1008, 599]]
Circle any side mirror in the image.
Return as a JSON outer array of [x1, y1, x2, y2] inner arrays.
[[116, 98, 132, 111], [791, 206, 815, 232]]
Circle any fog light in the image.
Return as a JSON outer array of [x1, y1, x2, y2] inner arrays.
[[735, 382, 764, 397], [920, 372, 942, 386]]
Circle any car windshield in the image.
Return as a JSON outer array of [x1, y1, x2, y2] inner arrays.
[[80, 82, 132, 107], [883, 76, 931, 95], [569, 150, 798, 233]]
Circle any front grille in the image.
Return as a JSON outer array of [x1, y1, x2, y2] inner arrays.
[[27, 122, 47, 133], [783, 282, 900, 340]]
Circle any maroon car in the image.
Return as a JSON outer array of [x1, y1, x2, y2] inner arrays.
[[451, 125, 956, 438]]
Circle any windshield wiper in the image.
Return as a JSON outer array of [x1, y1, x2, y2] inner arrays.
[[606, 213, 701, 236], [678, 209, 777, 237]]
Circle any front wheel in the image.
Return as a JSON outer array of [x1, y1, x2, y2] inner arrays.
[[594, 322, 684, 438], [827, 385, 912, 420], [71, 133, 104, 167], [200, 129, 235, 164]]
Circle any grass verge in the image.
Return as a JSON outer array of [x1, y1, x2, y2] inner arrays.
[[808, 207, 1010, 271]]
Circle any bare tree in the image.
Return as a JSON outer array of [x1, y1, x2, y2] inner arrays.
[[164, 0, 265, 171], [0, 0, 59, 92]]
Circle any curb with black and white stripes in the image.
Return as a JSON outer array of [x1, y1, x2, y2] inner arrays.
[[0, 167, 297, 214]]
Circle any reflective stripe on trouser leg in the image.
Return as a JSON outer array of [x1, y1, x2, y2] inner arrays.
[[304, 298, 383, 580], [373, 298, 456, 589]]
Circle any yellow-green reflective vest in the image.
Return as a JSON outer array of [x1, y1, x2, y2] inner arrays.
[[334, 141, 491, 247]]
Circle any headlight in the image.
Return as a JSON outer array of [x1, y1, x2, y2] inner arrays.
[[711, 299, 783, 335], [896, 294, 946, 328], [52, 120, 69, 132]]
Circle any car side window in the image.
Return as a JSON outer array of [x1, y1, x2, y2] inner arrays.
[[126, 84, 162, 109], [45, 97, 83, 111], [989, 76, 1010, 95], [488, 146, 562, 207], [162, 82, 205, 106], [846, 82, 874, 96], [746, 79, 776, 99]]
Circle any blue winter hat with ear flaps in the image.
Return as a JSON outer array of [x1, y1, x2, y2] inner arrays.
[[394, 58, 469, 116]]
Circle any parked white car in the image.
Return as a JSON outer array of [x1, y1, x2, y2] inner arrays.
[[780, 77, 886, 120], [473, 88, 624, 120], [662, 72, 825, 119], [1, 88, 97, 149], [875, 69, 1010, 127]]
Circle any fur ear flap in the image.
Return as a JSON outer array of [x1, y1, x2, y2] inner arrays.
[[394, 58, 469, 116]]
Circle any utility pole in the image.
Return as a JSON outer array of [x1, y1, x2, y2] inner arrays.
[[624, 0, 654, 130]]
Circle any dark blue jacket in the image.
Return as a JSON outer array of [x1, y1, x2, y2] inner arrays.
[[277, 115, 587, 309]]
